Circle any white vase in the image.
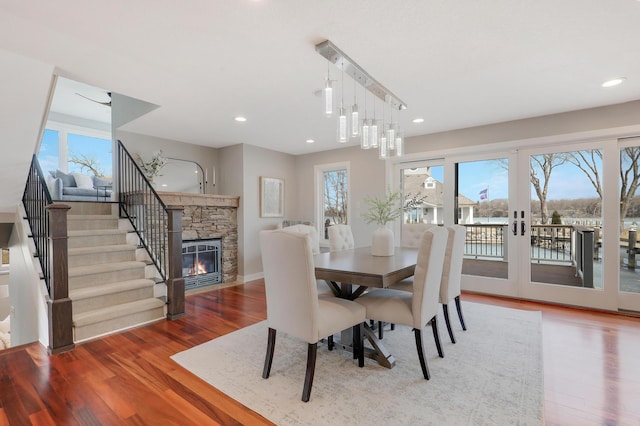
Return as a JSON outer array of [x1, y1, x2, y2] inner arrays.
[[371, 226, 394, 256]]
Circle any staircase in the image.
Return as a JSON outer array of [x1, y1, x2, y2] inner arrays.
[[66, 202, 166, 342]]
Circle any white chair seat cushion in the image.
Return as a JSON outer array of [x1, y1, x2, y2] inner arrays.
[[354, 289, 413, 327], [388, 277, 414, 293], [317, 298, 366, 340]]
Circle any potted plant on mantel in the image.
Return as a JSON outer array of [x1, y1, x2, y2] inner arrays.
[[136, 150, 168, 183], [362, 190, 403, 256]]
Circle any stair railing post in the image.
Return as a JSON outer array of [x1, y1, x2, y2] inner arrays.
[[166, 205, 185, 319], [46, 203, 75, 354]]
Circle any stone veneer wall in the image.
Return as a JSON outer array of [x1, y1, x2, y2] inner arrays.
[[159, 193, 239, 283]]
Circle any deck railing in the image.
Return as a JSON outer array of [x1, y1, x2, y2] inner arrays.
[[462, 223, 575, 265]]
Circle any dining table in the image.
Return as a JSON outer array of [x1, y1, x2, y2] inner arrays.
[[314, 246, 419, 368]]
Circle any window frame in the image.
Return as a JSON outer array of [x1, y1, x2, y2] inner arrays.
[[314, 161, 351, 245]]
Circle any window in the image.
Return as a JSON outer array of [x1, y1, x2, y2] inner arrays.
[[315, 162, 350, 241], [37, 122, 112, 178]]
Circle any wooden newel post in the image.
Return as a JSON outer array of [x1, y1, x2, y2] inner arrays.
[[46, 204, 75, 354], [166, 205, 185, 319]]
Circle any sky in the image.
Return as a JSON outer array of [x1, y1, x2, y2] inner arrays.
[[426, 157, 603, 202], [39, 129, 112, 177]]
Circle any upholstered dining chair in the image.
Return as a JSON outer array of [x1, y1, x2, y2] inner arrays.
[[401, 223, 436, 248], [281, 224, 333, 297], [390, 225, 467, 344], [354, 227, 448, 380], [328, 224, 355, 252], [259, 230, 366, 402]]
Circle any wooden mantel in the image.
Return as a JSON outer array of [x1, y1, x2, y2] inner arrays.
[[158, 192, 239, 208]]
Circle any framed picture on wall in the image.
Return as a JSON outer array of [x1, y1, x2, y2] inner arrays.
[[260, 176, 284, 218]]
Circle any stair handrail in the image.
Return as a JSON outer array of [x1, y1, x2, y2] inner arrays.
[[116, 140, 169, 280], [22, 155, 54, 292], [22, 155, 74, 353], [117, 140, 185, 319]]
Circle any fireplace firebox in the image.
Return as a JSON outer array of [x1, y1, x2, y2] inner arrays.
[[182, 239, 222, 289]]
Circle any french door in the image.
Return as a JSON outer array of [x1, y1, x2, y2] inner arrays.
[[395, 137, 640, 312]]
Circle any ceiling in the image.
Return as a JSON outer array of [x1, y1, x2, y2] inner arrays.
[[1, 0, 640, 156]]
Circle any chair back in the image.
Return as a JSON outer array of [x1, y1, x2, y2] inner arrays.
[[440, 225, 466, 303], [281, 224, 320, 254], [259, 230, 319, 343], [401, 223, 436, 248], [328, 224, 355, 251], [411, 227, 448, 328]]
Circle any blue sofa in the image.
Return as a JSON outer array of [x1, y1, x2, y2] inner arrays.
[[47, 170, 113, 201]]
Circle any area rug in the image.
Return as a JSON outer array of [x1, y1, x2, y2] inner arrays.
[[171, 302, 543, 425]]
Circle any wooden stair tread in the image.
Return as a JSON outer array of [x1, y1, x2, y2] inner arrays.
[[68, 244, 137, 256], [69, 260, 146, 277]]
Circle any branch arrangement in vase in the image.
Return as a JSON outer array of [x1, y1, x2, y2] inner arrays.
[[361, 190, 404, 226], [136, 150, 168, 180]]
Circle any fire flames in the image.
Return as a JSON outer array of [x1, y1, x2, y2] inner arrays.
[[187, 261, 208, 276]]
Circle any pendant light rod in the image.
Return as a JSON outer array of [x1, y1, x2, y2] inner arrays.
[[315, 40, 407, 111]]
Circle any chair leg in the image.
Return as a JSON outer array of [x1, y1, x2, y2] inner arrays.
[[455, 296, 467, 331], [262, 327, 276, 379], [327, 335, 334, 351], [378, 321, 384, 339], [413, 328, 430, 380], [352, 322, 365, 367], [390, 324, 395, 331], [302, 343, 317, 402], [443, 304, 456, 344], [430, 315, 444, 358]]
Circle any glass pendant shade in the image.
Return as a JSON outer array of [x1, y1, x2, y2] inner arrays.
[[351, 104, 359, 136], [324, 79, 333, 117], [370, 121, 379, 148], [395, 134, 403, 157], [379, 133, 388, 159], [388, 124, 396, 150], [361, 119, 370, 149], [338, 106, 348, 143]]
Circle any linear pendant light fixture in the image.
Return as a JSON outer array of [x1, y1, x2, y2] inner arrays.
[[315, 40, 406, 158]]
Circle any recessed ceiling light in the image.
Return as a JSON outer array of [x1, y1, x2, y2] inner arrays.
[[305, 139, 315, 144], [412, 118, 425, 123], [602, 77, 627, 88], [161, 184, 168, 187], [234, 116, 247, 122]]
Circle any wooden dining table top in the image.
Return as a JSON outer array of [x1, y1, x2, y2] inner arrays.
[[314, 246, 419, 288]]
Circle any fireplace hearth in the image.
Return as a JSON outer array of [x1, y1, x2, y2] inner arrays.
[[182, 239, 222, 289]]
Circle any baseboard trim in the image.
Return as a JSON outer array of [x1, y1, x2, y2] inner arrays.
[[238, 272, 263, 283]]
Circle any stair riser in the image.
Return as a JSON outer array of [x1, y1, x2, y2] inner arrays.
[[74, 306, 165, 342], [72, 287, 155, 314], [69, 250, 136, 268], [68, 219, 119, 231], [67, 202, 115, 216], [70, 267, 146, 289], [68, 234, 127, 248]]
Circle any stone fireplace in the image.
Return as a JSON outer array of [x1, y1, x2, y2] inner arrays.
[[159, 192, 239, 285]]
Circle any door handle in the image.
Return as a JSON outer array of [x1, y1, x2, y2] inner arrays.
[[512, 211, 518, 236], [520, 221, 526, 236]]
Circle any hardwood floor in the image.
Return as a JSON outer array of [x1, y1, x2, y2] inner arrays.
[[1, 281, 639, 425]]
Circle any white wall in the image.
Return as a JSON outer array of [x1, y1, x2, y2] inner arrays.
[[295, 144, 388, 248], [0, 48, 54, 213], [8, 208, 49, 348], [405, 100, 640, 154], [233, 144, 297, 281], [115, 130, 219, 195]]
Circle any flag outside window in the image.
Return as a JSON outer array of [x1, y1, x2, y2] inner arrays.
[[479, 188, 488, 200]]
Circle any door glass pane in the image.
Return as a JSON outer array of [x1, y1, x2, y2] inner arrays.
[[322, 169, 348, 239], [401, 165, 444, 226], [457, 159, 509, 279], [529, 150, 602, 289], [619, 145, 640, 294]]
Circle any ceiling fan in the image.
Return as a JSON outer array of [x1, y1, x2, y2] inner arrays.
[[75, 91, 112, 107]]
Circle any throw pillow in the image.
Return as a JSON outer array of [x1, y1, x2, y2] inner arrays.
[[92, 176, 112, 188], [71, 173, 94, 189], [55, 170, 76, 187]]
